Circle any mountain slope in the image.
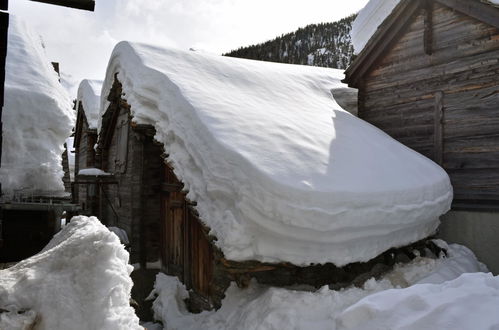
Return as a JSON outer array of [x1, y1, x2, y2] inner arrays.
[[224, 14, 356, 69]]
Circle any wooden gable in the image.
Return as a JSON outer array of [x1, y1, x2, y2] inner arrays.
[[344, 0, 499, 88], [344, 0, 499, 211]]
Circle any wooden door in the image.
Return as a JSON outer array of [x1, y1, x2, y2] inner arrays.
[[160, 163, 186, 280], [188, 210, 213, 296]]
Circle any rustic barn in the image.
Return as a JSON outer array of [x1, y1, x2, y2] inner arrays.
[[73, 79, 102, 216], [93, 43, 454, 313], [344, 0, 499, 272]]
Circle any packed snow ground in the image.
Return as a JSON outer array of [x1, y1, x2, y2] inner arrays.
[[0, 216, 141, 330], [149, 242, 490, 330], [0, 16, 74, 195], [102, 43, 452, 266], [77, 79, 103, 129]]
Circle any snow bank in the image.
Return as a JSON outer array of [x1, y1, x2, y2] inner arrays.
[[0, 216, 141, 330], [77, 79, 103, 129], [0, 16, 74, 195], [351, 0, 400, 54], [102, 43, 452, 266], [149, 244, 486, 330], [338, 272, 499, 330]]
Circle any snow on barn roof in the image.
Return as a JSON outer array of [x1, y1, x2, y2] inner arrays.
[[77, 79, 102, 129], [101, 42, 452, 266], [0, 16, 74, 195], [351, 0, 401, 54]]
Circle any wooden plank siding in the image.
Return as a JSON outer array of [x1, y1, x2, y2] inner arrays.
[[160, 162, 214, 305], [73, 103, 98, 215], [98, 79, 163, 265], [358, 3, 499, 209]]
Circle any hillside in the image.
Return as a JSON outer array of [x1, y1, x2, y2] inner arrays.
[[224, 14, 356, 69]]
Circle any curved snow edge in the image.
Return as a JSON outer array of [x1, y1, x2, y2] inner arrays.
[[101, 41, 452, 266]]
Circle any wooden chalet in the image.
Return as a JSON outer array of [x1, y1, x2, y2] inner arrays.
[[89, 75, 446, 313], [344, 0, 499, 273], [344, 0, 499, 211]]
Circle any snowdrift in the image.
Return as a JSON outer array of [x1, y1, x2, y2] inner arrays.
[[338, 272, 499, 330], [0, 216, 141, 330], [77, 79, 103, 129], [0, 16, 74, 195], [149, 243, 489, 330], [351, 0, 400, 54], [101, 43, 452, 266]]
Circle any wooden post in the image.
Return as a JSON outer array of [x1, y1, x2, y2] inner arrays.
[[434, 91, 444, 165], [0, 9, 8, 247], [423, 0, 433, 55]]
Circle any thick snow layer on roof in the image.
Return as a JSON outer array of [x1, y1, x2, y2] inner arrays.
[[150, 243, 488, 330], [0, 16, 74, 195], [0, 216, 141, 330], [77, 79, 103, 129], [102, 42, 452, 266], [351, 0, 400, 54]]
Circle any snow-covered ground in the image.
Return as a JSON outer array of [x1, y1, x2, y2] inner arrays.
[[0, 16, 74, 196], [0, 216, 141, 330], [148, 242, 491, 330], [102, 43, 452, 267], [0, 216, 494, 330]]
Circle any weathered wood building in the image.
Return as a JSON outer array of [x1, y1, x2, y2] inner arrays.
[[344, 0, 499, 272], [73, 80, 102, 215], [96, 78, 163, 267], [91, 70, 447, 313]]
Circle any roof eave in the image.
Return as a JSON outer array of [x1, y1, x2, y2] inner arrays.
[[343, 0, 419, 88], [29, 0, 94, 11]]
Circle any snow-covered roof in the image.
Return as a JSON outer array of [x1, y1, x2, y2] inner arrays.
[[0, 16, 74, 195], [77, 79, 102, 129], [351, 0, 401, 54], [101, 42, 452, 266]]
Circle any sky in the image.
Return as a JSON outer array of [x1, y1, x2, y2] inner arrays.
[[11, 0, 369, 95]]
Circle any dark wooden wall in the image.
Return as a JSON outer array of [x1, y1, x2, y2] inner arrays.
[[74, 105, 98, 215], [359, 3, 499, 209], [160, 162, 214, 311], [100, 101, 162, 265]]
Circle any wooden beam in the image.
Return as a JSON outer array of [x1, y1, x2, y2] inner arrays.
[[452, 200, 499, 212], [30, 0, 94, 11], [435, 0, 499, 29], [434, 91, 444, 165], [162, 183, 183, 192], [423, 0, 433, 55]]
